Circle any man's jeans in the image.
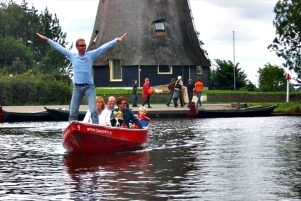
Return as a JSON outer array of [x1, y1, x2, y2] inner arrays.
[[197, 91, 202, 106], [188, 92, 193, 107], [132, 94, 138, 106], [166, 91, 173, 105], [69, 84, 99, 124]]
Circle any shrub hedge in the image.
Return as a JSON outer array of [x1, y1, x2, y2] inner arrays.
[[0, 74, 72, 106]]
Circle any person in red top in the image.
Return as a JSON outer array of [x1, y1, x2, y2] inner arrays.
[[194, 77, 204, 107], [142, 78, 152, 108]]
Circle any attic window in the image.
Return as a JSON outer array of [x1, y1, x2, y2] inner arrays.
[[155, 22, 165, 31], [158, 65, 172, 74], [154, 21, 165, 37]]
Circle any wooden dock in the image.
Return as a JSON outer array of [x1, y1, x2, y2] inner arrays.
[[1, 104, 228, 118]]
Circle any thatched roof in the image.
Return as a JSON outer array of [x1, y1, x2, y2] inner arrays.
[[89, 0, 210, 66]]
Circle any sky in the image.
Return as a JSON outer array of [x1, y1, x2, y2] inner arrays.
[[15, 0, 287, 84]]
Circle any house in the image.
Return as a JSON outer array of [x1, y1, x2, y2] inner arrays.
[[88, 0, 210, 88]]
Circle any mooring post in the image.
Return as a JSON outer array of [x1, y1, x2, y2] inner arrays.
[[187, 101, 197, 118], [0, 106, 3, 123]]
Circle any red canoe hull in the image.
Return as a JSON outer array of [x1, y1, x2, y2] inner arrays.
[[62, 122, 149, 154]]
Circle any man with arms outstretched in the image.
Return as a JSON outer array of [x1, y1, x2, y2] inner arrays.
[[36, 32, 127, 124]]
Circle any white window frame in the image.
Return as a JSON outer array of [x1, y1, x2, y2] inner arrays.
[[109, 59, 122, 81], [157, 65, 173, 74], [196, 66, 202, 74], [154, 21, 166, 37]]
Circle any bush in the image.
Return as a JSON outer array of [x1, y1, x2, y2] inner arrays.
[[0, 74, 72, 105]]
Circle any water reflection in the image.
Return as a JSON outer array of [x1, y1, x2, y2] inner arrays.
[[275, 132, 301, 199], [63, 151, 150, 200]]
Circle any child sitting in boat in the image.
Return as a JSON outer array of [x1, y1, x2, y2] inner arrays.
[[131, 106, 150, 129], [137, 106, 151, 128], [110, 111, 124, 127]]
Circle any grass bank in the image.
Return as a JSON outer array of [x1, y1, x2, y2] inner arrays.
[[95, 88, 301, 115]]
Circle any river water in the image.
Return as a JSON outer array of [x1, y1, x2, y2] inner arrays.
[[0, 116, 301, 201]]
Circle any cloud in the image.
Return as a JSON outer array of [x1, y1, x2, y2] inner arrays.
[[207, 0, 276, 20], [190, 0, 285, 84]]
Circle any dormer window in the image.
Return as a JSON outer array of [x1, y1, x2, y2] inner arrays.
[[154, 20, 166, 37], [155, 22, 165, 31]]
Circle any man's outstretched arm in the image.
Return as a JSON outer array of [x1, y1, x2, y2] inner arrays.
[[90, 32, 127, 59], [36, 32, 71, 58], [117, 33, 127, 42], [36, 33, 48, 41]]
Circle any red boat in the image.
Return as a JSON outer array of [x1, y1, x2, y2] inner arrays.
[[62, 121, 149, 154]]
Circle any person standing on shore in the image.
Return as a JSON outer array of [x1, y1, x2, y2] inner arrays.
[[36, 32, 127, 124], [186, 79, 194, 108], [132, 79, 138, 107], [177, 76, 184, 107], [194, 77, 204, 107], [166, 78, 176, 107], [173, 79, 183, 108], [142, 78, 152, 108]]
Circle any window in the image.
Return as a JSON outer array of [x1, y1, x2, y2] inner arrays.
[[155, 22, 165, 31], [196, 66, 202, 74], [158, 65, 172, 74], [109, 59, 122, 81], [154, 21, 166, 37]]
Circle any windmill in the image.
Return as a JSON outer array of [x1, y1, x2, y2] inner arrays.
[[89, 0, 210, 88]]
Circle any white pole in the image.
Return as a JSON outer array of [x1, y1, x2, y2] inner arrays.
[[286, 78, 289, 103], [233, 31, 236, 91]]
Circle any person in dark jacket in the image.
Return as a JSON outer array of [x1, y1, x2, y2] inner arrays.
[[166, 78, 176, 107], [110, 96, 143, 129], [186, 78, 194, 108], [173, 80, 183, 108], [132, 79, 138, 107]]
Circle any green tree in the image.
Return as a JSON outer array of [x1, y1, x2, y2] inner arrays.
[[36, 6, 72, 74], [257, 63, 286, 92], [245, 80, 256, 91], [0, 0, 72, 75], [268, 0, 301, 77], [213, 59, 248, 90], [0, 36, 35, 71], [209, 67, 217, 89]]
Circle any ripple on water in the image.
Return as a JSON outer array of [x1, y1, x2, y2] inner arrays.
[[0, 117, 301, 200]]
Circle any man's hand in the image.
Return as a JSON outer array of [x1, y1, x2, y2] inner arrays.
[[117, 33, 127, 42], [36, 33, 48, 41]]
